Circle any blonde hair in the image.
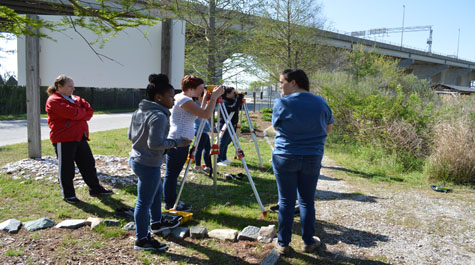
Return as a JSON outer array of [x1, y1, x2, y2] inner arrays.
[[46, 75, 73, 96]]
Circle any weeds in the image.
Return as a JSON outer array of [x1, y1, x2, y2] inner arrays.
[[426, 118, 475, 184]]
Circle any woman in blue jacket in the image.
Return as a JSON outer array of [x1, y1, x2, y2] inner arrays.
[[272, 69, 334, 255]]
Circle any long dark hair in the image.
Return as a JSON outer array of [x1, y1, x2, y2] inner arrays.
[[146, 73, 174, 100], [281, 69, 309, 91]]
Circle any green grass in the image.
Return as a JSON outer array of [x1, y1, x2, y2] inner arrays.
[[0, 128, 448, 264], [324, 141, 427, 185]]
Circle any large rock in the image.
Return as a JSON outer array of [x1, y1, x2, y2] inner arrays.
[[208, 229, 238, 242], [55, 219, 86, 229], [122, 222, 135, 231], [237, 225, 260, 241], [0, 219, 22, 234], [24, 217, 55, 232], [171, 227, 189, 239], [86, 217, 102, 230], [257, 225, 276, 243], [190, 226, 208, 239], [104, 219, 120, 226]]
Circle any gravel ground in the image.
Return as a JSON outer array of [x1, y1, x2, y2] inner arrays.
[[316, 156, 475, 264]]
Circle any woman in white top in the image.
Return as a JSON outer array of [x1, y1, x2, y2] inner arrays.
[[163, 75, 224, 211]]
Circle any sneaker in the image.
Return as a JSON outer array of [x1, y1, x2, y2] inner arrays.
[[134, 234, 168, 251], [64, 196, 81, 204], [89, 187, 113, 197], [165, 201, 192, 212], [151, 215, 182, 234], [302, 236, 321, 253], [203, 167, 211, 174], [217, 161, 228, 167], [274, 241, 292, 256], [223, 159, 232, 164]]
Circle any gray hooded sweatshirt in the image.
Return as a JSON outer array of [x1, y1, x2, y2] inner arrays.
[[128, 99, 186, 167]]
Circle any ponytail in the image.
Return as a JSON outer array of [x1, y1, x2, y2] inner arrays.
[[46, 74, 72, 96]]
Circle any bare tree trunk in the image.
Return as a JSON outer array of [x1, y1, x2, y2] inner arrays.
[[207, 0, 217, 84], [26, 15, 42, 158]]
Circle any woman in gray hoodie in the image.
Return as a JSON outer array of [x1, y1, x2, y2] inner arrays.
[[128, 74, 191, 251]]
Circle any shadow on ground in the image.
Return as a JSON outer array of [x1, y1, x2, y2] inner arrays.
[[322, 165, 404, 182]]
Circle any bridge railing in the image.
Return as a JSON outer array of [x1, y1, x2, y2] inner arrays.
[[325, 28, 473, 62]]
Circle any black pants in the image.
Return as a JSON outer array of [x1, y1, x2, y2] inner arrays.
[[53, 136, 101, 198]]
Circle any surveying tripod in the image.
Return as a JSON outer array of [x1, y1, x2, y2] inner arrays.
[[173, 97, 267, 217], [218, 98, 265, 170]]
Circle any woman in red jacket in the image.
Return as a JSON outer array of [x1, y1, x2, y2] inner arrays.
[[45, 75, 112, 204]]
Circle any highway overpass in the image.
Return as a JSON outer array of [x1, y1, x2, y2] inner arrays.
[[321, 30, 475, 87]]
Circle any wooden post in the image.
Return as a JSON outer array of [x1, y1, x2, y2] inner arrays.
[[26, 15, 42, 158], [161, 19, 171, 76]]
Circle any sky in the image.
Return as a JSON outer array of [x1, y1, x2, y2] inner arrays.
[[320, 0, 475, 61], [1, 0, 475, 79]]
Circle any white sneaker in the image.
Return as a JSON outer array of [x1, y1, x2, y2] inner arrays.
[[217, 161, 228, 166], [223, 159, 232, 164]]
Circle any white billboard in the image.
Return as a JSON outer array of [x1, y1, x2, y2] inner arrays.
[[18, 15, 185, 89]]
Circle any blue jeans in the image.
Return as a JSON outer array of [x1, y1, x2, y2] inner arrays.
[[195, 133, 211, 168], [218, 129, 233, 162], [129, 158, 163, 240], [164, 145, 189, 208], [272, 153, 322, 246]]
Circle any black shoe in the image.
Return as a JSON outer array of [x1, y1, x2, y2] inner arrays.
[[64, 196, 81, 204], [90, 187, 113, 197], [151, 215, 182, 234], [134, 234, 168, 251], [115, 207, 135, 219], [236, 173, 246, 180], [165, 201, 192, 212]]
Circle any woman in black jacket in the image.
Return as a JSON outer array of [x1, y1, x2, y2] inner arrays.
[[217, 87, 244, 166]]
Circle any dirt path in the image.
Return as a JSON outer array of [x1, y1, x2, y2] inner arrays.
[[314, 156, 475, 264]]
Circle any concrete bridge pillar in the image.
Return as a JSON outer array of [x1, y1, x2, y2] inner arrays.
[[457, 70, 475, 87], [439, 68, 473, 86], [407, 64, 448, 81]]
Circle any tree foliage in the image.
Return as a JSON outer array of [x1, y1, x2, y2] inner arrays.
[[244, 0, 335, 81], [0, 1, 174, 46], [173, 0, 262, 84]]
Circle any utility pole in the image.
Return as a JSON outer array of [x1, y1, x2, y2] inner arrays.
[[456, 28, 460, 58], [400, 5, 405, 47]]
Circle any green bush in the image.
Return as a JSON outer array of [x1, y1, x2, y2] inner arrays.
[[241, 118, 258, 133], [261, 107, 273, 114], [261, 112, 272, 121], [314, 51, 436, 174]]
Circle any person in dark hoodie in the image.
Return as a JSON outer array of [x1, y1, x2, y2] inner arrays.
[[128, 74, 191, 251], [217, 87, 244, 166]]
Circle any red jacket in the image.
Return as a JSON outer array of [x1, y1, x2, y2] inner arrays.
[[45, 92, 94, 144]]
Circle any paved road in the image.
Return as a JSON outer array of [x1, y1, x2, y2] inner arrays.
[[0, 113, 133, 147]]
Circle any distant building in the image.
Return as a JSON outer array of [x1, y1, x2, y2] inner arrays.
[[431, 83, 475, 96]]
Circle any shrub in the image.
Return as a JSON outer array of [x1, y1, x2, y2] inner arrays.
[[261, 107, 273, 114], [241, 118, 258, 133], [261, 112, 272, 121]]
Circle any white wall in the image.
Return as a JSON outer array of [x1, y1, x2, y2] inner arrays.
[[18, 15, 185, 89]]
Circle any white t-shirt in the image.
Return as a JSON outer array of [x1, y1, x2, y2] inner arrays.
[[168, 93, 196, 140]]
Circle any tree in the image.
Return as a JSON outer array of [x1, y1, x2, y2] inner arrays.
[[0, 1, 174, 47], [172, 0, 262, 84], [244, 0, 337, 81]]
